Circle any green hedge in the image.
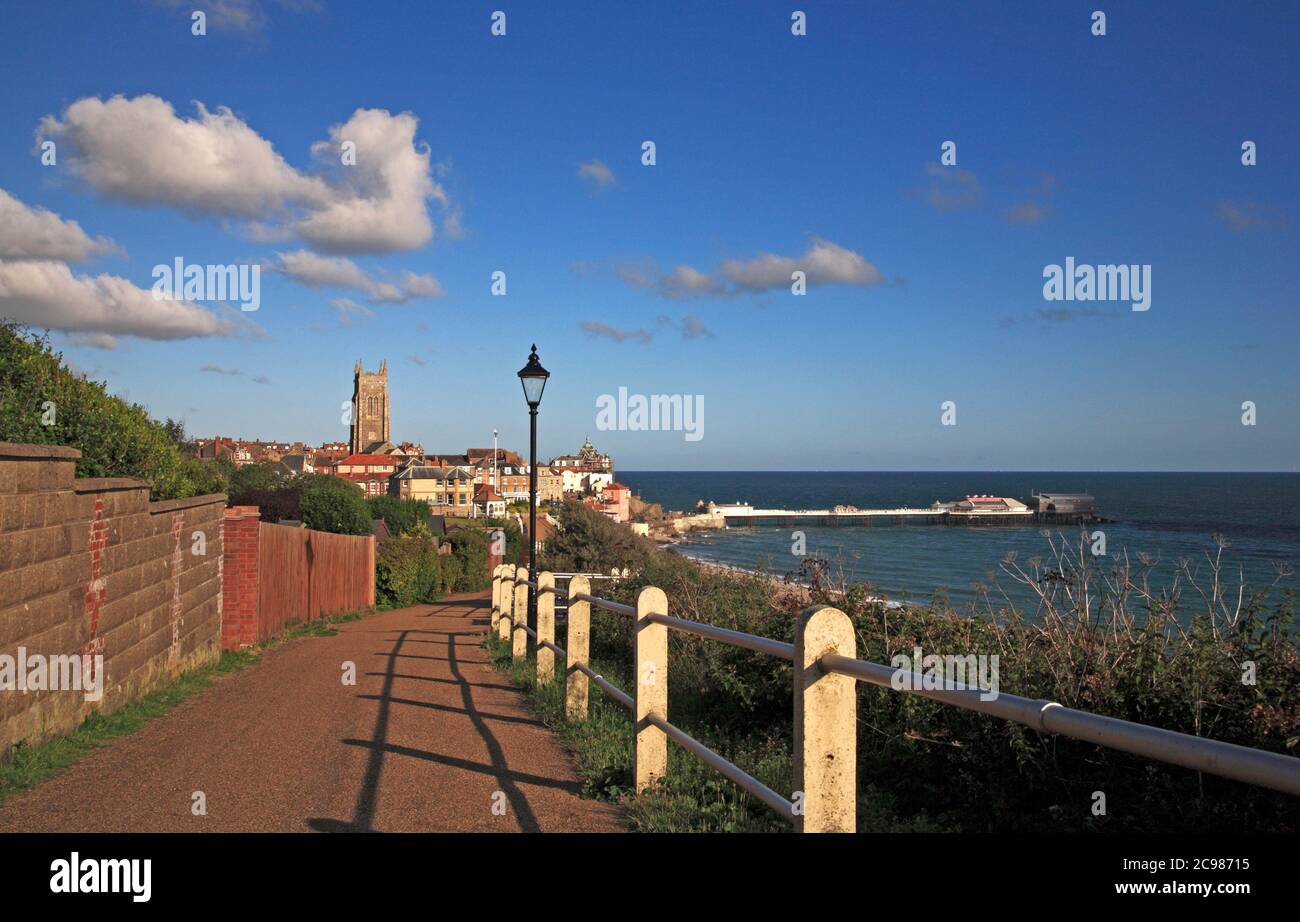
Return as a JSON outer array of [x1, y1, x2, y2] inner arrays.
[[375, 537, 459, 607]]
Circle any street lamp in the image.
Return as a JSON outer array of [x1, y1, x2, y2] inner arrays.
[[517, 344, 549, 629]]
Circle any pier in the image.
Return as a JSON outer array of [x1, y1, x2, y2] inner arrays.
[[702, 493, 1104, 527]]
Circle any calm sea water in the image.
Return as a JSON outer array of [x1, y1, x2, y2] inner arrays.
[[618, 472, 1300, 610]]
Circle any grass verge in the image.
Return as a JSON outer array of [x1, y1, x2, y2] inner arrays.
[[482, 631, 924, 832], [0, 606, 375, 808]]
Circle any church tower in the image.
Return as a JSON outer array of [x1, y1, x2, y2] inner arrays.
[[350, 359, 391, 454]]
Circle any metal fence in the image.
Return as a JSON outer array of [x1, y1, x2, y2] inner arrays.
[[491, 564, 1300, 832]]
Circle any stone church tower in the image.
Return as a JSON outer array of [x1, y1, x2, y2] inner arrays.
[[350, 359, 391, 454]]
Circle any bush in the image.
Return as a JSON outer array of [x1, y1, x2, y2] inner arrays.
[[230, 484, 303, 523], [541, 499, 656, 573], [375, 536, 456, 607], [586, 536, 1300, 833], [446, 529, 491, 592], [299, 475, 373, 535], [0, 322, 223, 500], [367, 495, 433, 537]]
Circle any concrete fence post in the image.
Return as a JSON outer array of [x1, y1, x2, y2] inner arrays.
[[498, 566, 513, 642], [490, 566, 502, 631], [536, 571, 556, 685], [565, 576, 591, 720], [634, 586, 669, 793], [512, 565, 528, 662], [793, 605, 857, 833]]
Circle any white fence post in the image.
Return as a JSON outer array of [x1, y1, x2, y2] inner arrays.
[[794, 605, 857, 832], [565, 576, 590, 720], [512, 564, 528, 662], [537, 571, 555, 684], [635, 586, 669, 793]]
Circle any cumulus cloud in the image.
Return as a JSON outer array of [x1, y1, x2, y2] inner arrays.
[[38, 95, 456, 254], [609, 238, 884, 299], [155, 0, 321, 34], [580, 321, 654, 344], [39, 95, 329, 217], [0, 260, 233, 345], [275, 249, 443, 303], [680, 315, 713, 339], [723, 238, 883, 291], [297, 108, 443, 253], [1003, 172, 1057, 225], [330, 297, 375, 326], [0, 188, 118, 262], [906, 162, 984, 211], [1216, 199, 1289, 233], [578, 160, 617, 188]]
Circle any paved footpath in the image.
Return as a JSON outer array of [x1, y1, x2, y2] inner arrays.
[[0, 592, 624, 832]]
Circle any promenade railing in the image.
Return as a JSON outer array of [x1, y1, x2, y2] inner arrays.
[[490, 564, 1300, 832]]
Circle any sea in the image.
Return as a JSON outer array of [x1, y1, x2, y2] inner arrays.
[[618, 472, 1300, 612]]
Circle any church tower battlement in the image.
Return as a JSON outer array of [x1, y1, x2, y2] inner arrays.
[[350, 359, 391, 454]]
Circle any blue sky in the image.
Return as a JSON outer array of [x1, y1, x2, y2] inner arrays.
[[0, 1, 1296, 470]]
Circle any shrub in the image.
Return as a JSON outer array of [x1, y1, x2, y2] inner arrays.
[[299, 475, 372, 535], [446, 528, 491, 592], [374, 536, 456, 607], [367, 495, 433, 537], [589, 536, 1300, 833], [541, 499, 656, 573], [0, 322, 223, 500]]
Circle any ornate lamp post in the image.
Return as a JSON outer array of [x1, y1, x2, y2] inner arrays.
[[517, 345, 549, 628]]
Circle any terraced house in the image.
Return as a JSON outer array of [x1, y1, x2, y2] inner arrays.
[[392, 466, 476, 514]]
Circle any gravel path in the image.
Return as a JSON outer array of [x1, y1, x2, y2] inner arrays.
[[0, 592, 625, 833]]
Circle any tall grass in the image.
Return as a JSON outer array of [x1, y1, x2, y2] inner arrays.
[[493, 531, 1298, 832]]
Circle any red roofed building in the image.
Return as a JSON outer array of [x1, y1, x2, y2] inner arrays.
[[473, 483, 506, 518], [585, 481, 631, 523], [334, 453, 399, 496]]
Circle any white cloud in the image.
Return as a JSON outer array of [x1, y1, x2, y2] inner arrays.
[[38, 95, 330, 217], [0, 260, 232, 343], [0, 188, 117, 262], [297, 109, 444, 253], [611, 238, 883, 298], [723, 238, 883, 291], [155, 0, 322, 34], [580, 321, 654, 344], [275, 249, 444, 303], [911, 162, 983, 211], [578, 160, 617, 188], [38, 96, 455, 254], [329, 297, 375, 326]]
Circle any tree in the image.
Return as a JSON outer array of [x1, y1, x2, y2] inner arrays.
[[0, 322, 223, 500], [541, 499, 656, 573], [299, 475, 373, 535]]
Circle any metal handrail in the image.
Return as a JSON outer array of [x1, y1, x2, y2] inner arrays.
[[818, 654, 1300, 796], [494, 567, 1300, 814], [647, 612, 795, 662], [646, 713, 794, 817]]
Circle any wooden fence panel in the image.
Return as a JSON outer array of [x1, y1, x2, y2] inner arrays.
[[256, 523, 374, 640]]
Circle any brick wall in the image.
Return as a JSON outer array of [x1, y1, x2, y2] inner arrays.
[[221, 507, 261, 650], [0, 442, 226, 756]]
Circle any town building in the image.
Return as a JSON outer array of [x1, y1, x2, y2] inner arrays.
[[537, 466, 564, 504], [334, 453, 399, 496], [392, 465, 476, 514], [585, 482, 631, 522], [472, 483, 506, 518]]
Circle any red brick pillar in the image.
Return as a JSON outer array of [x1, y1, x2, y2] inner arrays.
[[222, 507, 261, 649]]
